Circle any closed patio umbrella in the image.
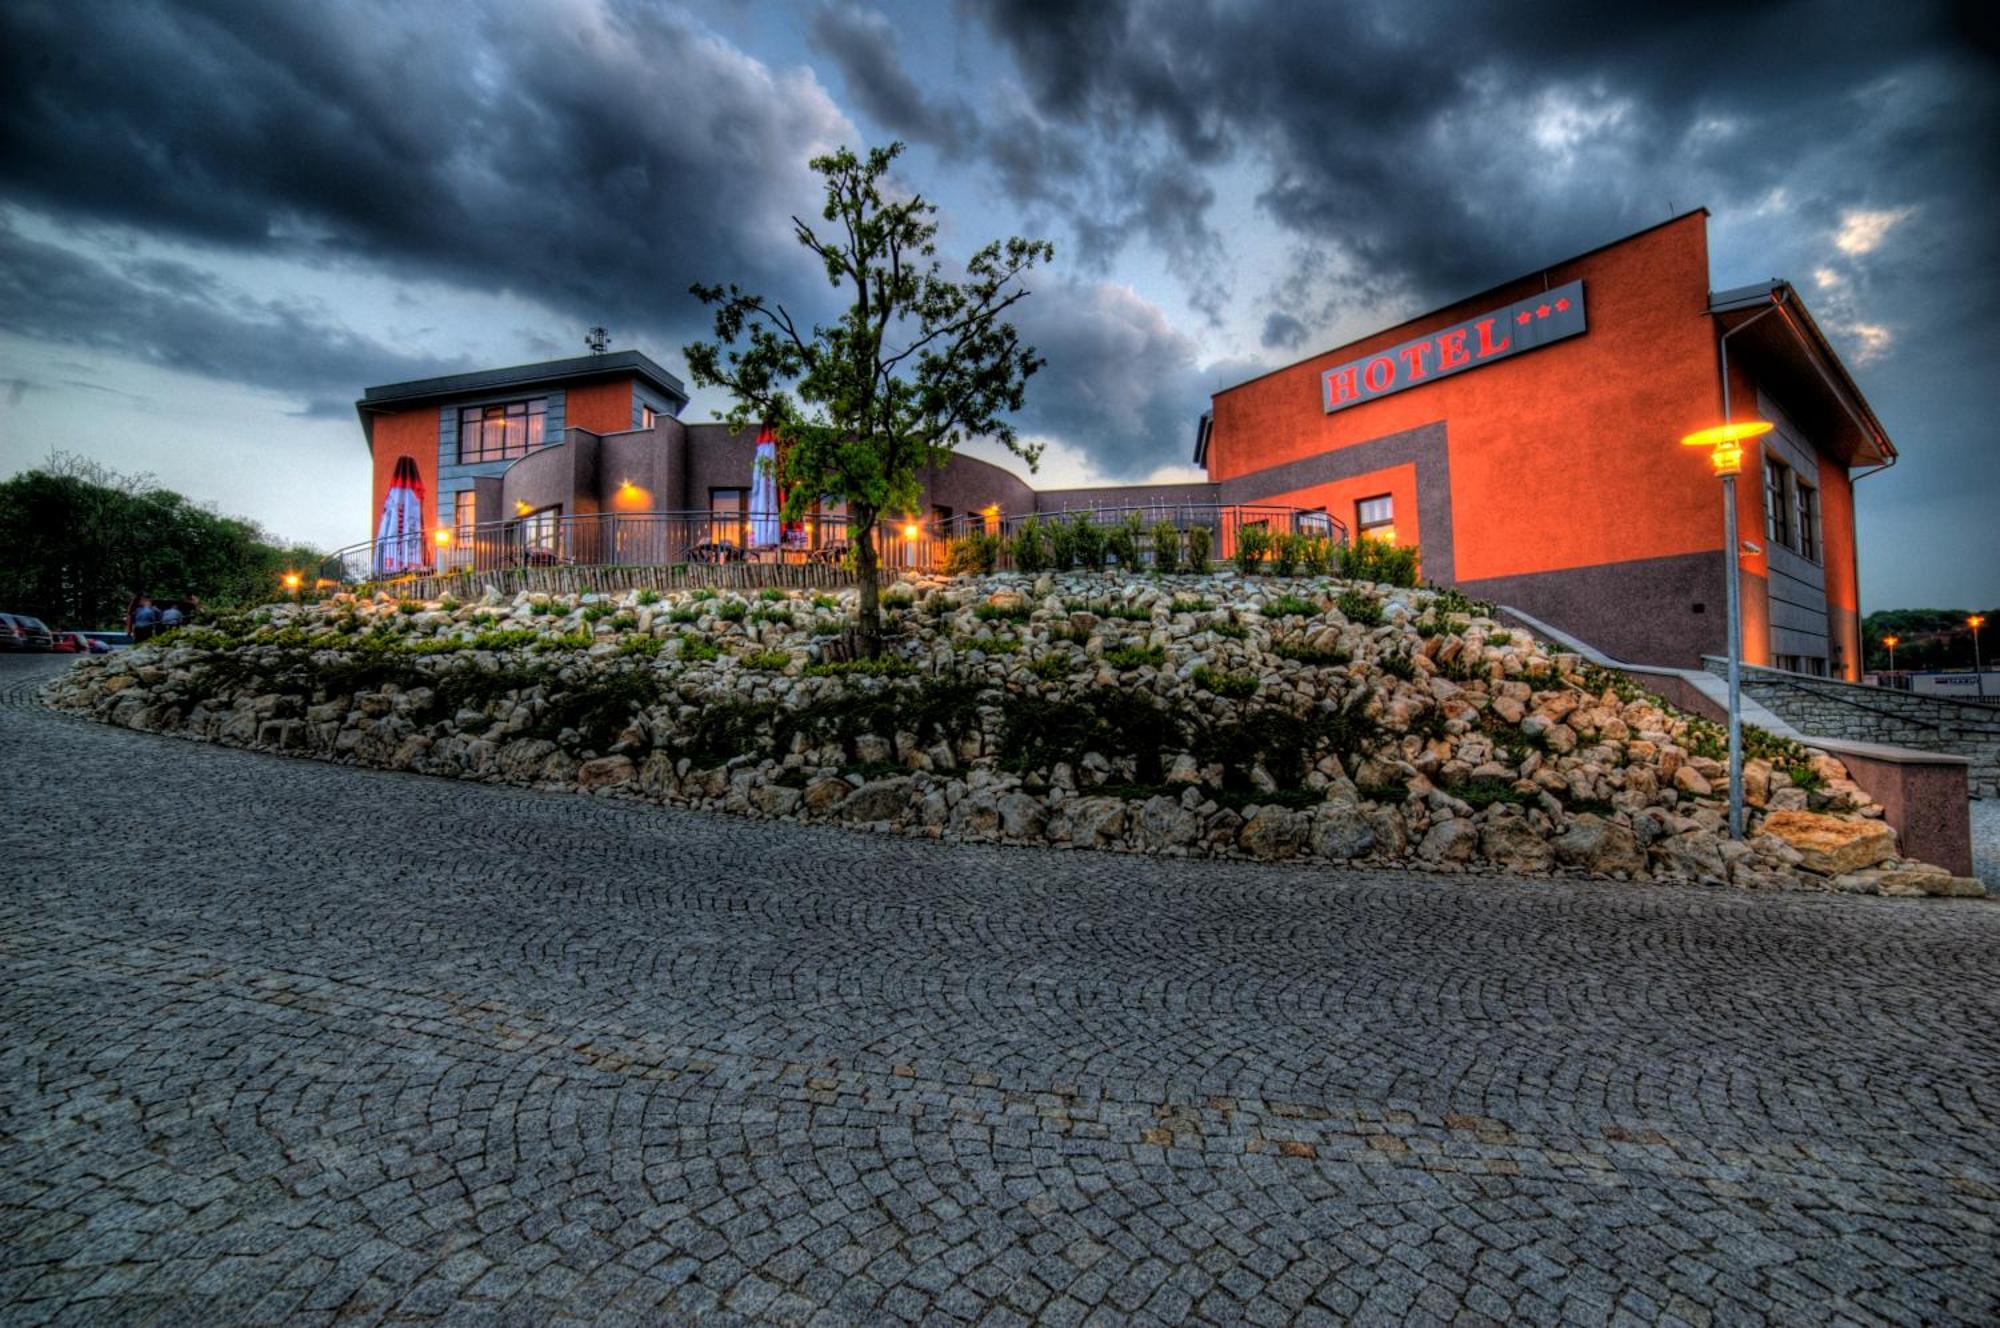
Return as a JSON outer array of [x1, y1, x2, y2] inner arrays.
[[374, 455, 426, 574], [749, 426, 780, 548]]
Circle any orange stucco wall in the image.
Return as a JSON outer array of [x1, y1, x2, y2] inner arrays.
[[1209, 213, 1725, 582], [1259, 463, 1422, 555], [565, 378, 634, 434], [369, 408, 437, 540], [1817, 448, 1862, 679]]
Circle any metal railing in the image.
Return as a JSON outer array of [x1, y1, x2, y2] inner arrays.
[[318, 503, 1345, 587]]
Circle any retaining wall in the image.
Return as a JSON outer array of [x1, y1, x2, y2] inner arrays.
[[1706, 659, 2000, 798], [359, 561, 893, 603]]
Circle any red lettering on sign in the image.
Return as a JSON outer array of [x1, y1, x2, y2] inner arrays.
[[1326, 365, 1360, 404], [1436, 328, 1469, 370], [1362, 357, 1394, 393], [1475, 317, 1512, 358], [1396, 342, 1433, 382]]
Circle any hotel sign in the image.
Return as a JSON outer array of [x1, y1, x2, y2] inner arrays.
[[1322, 279, 1587, 413]]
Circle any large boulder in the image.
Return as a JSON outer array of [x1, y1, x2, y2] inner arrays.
[[1478, 819, 1553, 873], [1239, 807, 1308, 861], [576, 755, 635, 789], [1417, 817, 1479, 864], [1553, 816, 1646, 876], [1310, 804, 1376, 861], [1759, 809, 1895, 876], [840, 777, 915, 823]]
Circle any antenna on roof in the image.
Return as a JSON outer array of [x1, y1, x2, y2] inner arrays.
[[584, 326, 610, 355]]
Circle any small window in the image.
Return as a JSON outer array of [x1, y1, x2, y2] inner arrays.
[[641, 404, 658, 429], [518, 505, 560, 553], [931, 504, 952, 535], [1356, 494, 1395, 544], [1796, 483, 1819, 562], [454, 491, 476, 536], [459, 398, 548, 463], [710, 488, 747, 544]]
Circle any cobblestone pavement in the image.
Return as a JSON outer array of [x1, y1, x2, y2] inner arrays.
[[4, 654, 1998, 1327]]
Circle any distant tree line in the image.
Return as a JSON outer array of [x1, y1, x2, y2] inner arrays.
[[0, 454, 323, 629], [1862, 607, 1999, 673]]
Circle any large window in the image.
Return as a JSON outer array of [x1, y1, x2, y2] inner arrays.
[[1356, 494, 1395, 544], [458, 398, 548, 463]]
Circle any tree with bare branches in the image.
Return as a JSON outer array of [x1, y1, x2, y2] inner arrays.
[[684, 142, 1053, 656]]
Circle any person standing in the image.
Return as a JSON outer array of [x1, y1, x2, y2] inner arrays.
[[131, 596, 160, 643], [159, 601, 184, 631]]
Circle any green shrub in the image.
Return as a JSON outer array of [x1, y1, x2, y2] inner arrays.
[[1170, 596, 1213, 614], [974, 601, 1032, 623], [581, 603, 614, 622], [1011, 517, 1051, 574], [742, 649, 791, 670], [668, 607, 699, 624], [1358, 778, 1408, 804], [1151, 522, 1181, 573], [1453, 777, 1533, 810], [881, 589, 915, 612], [1429, 584, 1492, 617], [802, 657, 915, 678], [1263, 594, 1318, 618], [1337, 589, 1383, 626], [1046, 516, 1078, 570], [471, 628, 540, 651], [397, 599, 422, 616], [998, 689, 1185, 784], [1100, 602, 1152, 623], [1212, 620, 1248, 640], [1102, 643, 1166, 670], [1378, 652, 1417, 681], [1414, 619, 1441, 639], [1105, 513, 1145, 569], [1338, 538, 1420, 588], [811, 593, 839, 610], [759, 587, 786, 602], [636, 589, 661, 606], [715, 599, 749, 621], [609, 612, 637, 631], [406, 638, 468, 655], [1788, 764, 1823, 792], [1070, 513, 1107, 571], [678, 633, 721, 662], [1271, 532, 1302, 577], [1273, 640, 1350, 667], [672, 699, 777, 768], [1297, 536, 1331, 577], [1193, 666, 1258, 699], [922, 595, 954, 617], [1185, 524, 1213, 574], [1028, 654, 1072, 681], [1233, 524, 1272, 575], [1486, 631, 1513, 647], [529, 600, 558, 617], [535, 630, 593, 651], [753, 608, 793, 626], [618, 635, 663, 657], [944, 530, 1002, 575], [691, 588, 718, 601], [956, 635, 1021, 655]]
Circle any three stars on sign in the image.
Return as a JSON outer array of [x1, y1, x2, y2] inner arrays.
[[1516, 295, 1572, 325]]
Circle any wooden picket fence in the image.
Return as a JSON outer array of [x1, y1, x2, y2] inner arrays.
[[351, 561, 897, 603]]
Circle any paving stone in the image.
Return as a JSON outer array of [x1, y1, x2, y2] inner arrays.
[[1, 654, 1997, 1325]]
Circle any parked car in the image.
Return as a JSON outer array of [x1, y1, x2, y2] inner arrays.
[[80, 631, 130, 652], [0, 613, 54, 651], [51, 630, 90, 653]]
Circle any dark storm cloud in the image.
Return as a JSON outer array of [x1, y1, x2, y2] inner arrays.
[[808, 3, 976, 154], [1260, 312, 1307, 351], [0, 221, 464, 402], [0, 0, 853, 365], [968, 0, 1994, 312]]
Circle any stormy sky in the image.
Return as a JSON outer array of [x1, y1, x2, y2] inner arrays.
[[0, 0, 1993, 608]]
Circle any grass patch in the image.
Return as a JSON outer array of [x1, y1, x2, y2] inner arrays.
[[1336, 589, 1383, 627], [1262, 594, 1319, 618], [618, 635, 663, 658], [1273, 640, 1350, 667], [1102, 644, 1166, 670], [677, 633, 721, 662], [1192, 666, 1258, 699], [973, 601, 1032, 623], [742, 649, 792, 670]]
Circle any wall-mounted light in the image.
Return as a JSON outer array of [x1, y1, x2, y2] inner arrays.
[[433, 527, 453, 547], [281, 572, 301, 591], [515, 500, 532, 516], [902, 523, 920, 540]]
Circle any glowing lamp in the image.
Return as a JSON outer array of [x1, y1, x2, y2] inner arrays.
[[1882, 635, 1898, 649], [515, 500, 532, 516], [902, 523, 920, 540], [1972, 615, 1988, 631], [281, 572, 302, 591], [433, 528, 453, 547], [1680, 419, 1769, 477]]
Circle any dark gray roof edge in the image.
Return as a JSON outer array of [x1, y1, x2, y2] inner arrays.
[[359, 350, 687, 409], [1707, 280, 1787, 312]]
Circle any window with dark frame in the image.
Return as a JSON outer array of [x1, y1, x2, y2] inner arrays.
[[641, 404, 658, 429], [1356, 494, 1395, 543], [458, 398, 548, 463], [454, 491, 476, 537], [1765, 459, 1794, 551], [1796, 481, 1819, 562], [519, 505, 560, 553]]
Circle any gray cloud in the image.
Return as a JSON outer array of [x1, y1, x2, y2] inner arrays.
[[808, 3, 977, 154], [1260, 311, 1306, 351]]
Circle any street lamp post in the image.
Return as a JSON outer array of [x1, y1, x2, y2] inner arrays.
[[1681, 419, 1775, 840], [1882, 634, 1898, 682], [1972, 615, 1989, 699]]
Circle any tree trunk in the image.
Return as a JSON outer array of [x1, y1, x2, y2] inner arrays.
[[853, 517, 882, 658]]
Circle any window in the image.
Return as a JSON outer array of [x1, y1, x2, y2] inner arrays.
[[1765, 459, 1793, 551], [931, 504, 953, 535], [641, 404, 658, 429], [710, 487, 747, 544], [454, 491, 477, 537], [1356, 494, 1395, 544], [518, 505, 560, 554], [1796, 482, 1819, 562], [458, 398, 548, 463]]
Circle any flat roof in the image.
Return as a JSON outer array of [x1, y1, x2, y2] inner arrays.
[[359, 349, 687, 412]]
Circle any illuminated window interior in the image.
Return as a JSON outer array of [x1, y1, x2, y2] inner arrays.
[[459, 398, 548, 463], [1357, 494, 1395, 544]]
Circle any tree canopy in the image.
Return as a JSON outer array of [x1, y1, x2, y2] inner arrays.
[[0, 454, 322, 628], [684, 141, 1052, 654], [1862, 607, 1999, 672]]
